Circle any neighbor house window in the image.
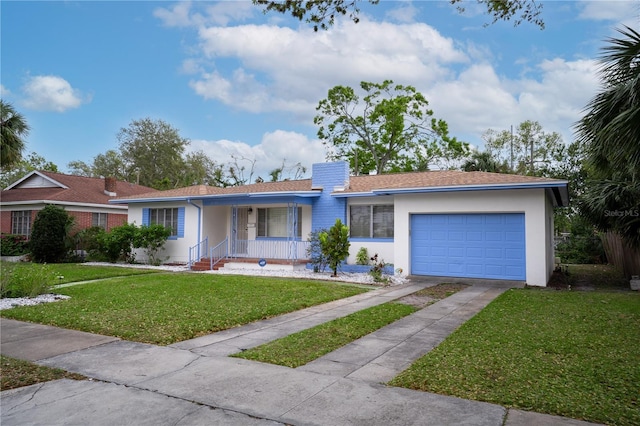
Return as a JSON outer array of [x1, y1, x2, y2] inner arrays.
[[11, 211, 32, 236], [92, 213, 108, 229], [257, 207, 302, 238], [349, 205, 394, 238], [150, 208, 179, 236]]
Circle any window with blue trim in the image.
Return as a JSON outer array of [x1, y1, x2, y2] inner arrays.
[[350, 205, 394, 238], [142, 207, 184, 238], [257, 207, 302, 238]]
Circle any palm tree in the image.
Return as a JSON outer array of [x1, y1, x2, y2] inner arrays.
[[575, 26, 640, 248], [462, 151, 507, 173], [1, 100, 30, 167]]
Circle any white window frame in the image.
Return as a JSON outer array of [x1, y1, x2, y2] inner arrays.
[[11, 210, 32, 236], [92, 212, 108, 229]]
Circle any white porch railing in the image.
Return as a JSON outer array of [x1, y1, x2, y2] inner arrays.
[[230, 239, 309, 261], [209, 237, 229, 269], [188, 237, 208, 268]]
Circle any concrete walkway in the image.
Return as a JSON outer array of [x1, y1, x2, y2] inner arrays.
[[1, 280, 600, 426]]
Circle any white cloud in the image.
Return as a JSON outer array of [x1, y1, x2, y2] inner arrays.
[[158, 3, 603, 152], [21, 75, 87, 112], [428, 57, 599, 147], [154, 1, 202, 28], [0, 84, 11, 97], [154, 1, 254, 28], [189, 130, 325, 181], [189, 18, 467, 116], [578, 0, 639, 22], [386, 2, 419, 23]]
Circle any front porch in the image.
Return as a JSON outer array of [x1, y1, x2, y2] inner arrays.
[[189, 237, 311, 271]]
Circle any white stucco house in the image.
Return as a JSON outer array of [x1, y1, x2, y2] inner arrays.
[[111, 161, 569, 287]]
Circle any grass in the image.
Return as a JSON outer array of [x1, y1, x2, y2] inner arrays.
[[233, 302, 418, 367], [0, 273, 368, 345], [0, 261, 157, 287], [46, 263, 159, 284], [1, 355, 85, 391], [567, 263, 630, 288], [389, 289, 640, 426]]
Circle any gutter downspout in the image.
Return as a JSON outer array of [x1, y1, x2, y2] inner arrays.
[[187, 199, 202, 256]]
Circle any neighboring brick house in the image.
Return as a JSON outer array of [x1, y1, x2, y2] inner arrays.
[[1, 171, 157, 237]]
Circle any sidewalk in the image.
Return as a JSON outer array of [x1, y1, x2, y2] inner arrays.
[[1, 280, 600, 426]]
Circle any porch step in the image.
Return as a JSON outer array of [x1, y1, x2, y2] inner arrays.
[[190, 258, 227, 271]]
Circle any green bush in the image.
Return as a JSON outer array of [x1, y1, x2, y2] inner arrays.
[[72, 226, 107, 261], [99, 223, 137, 263], [29, 206, 74, 263], [556, 216, 606, 264], [134, 224, 171, 265], [0, 234, 29, 256], [319, 219, 350, 277], [0, 262, 56, 298], [355, 247, 369, 265]]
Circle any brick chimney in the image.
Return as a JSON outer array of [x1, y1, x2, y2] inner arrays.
[[104, 176, 117, 197]]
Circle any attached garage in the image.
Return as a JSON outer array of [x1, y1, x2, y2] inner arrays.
[[410, 213, 526, 281]]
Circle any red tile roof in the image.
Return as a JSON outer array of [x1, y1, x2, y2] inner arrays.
[[1, 171, 157, 205]]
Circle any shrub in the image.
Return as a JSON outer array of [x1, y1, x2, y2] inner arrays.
[[73, 227, 107, 261], [307, 229, 329, 273], [369, 253, 389, 283], [0, 234, 29, 256], [556, 216, 606, 264], [319, 219, 350, 277], [30, 205, 74, 263], [99, 223, 137, 263], [355, 247, 370, 265], [134, 224, 171, 265], [0, 262, 56, 298]]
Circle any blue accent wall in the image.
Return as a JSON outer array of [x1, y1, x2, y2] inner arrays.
[[311, 162, 349, 232]]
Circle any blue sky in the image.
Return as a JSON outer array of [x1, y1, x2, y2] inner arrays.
[[1, 1, 638, 181]]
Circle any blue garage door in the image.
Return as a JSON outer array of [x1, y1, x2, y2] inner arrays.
[[411, 213, 525, 280]]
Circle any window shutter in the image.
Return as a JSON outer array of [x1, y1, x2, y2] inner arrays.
[[177, 207, 185, 238], [142, 208, 150, 226]]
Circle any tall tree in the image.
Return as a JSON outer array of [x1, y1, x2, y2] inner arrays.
[[315, 80, 469, 175], [0, 152, 58, 189], [181, 150, 229, 187], [117, 118, 189, 188], [482, 120, 565, 176], [67, 149, 126, 180], [253, 0, 544, 31], [0, 100, 30, 168], [575, 26, 640, 248]]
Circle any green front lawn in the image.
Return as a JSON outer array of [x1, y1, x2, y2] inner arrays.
[[0, 273, 368, 345], [0, 261, 157, 287], [389, 289, 640, 426]]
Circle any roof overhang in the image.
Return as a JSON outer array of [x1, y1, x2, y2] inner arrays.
[[332, 181, 570, 207], [109, 191, 321, 206], [0, 200, 128, 210]]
